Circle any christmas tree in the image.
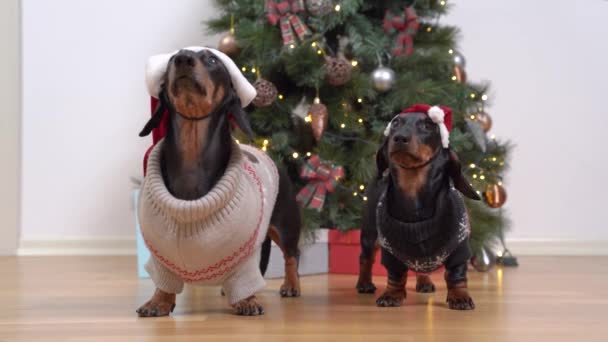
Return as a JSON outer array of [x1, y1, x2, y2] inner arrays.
[[206, 0, 510, 254]]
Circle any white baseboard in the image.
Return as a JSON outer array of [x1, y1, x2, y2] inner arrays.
[[15, 237, 608, 256], [506, 239, 608, 256], [18, 237, 136, 256]]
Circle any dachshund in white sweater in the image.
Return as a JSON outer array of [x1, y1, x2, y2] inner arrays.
[[136, 47, 301, 317]]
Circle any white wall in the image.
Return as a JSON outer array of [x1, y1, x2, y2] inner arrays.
[[20, 0, 608, 253], [445, 1, 608, 247], [21, 0, 219, 242], [0, 0, 21, 255]]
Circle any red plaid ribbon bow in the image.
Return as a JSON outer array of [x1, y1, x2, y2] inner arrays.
[[383, 7, 419, 57], [265, 0, 311, 46], [296, 155, 344, 211]]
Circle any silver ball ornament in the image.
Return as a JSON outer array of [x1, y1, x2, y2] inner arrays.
[[471, 245, 496, 272], [371, 66, 396, 93], [453, 51, 466, 68]]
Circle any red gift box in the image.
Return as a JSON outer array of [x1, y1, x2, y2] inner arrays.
[[328, 230, 387, 276]]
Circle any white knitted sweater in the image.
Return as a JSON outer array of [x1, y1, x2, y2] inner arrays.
[[138, 139, 278, 304]]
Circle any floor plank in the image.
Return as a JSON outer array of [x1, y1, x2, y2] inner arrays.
[[0, 256, 606, 341]]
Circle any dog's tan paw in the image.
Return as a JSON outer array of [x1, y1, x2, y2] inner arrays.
[[136, 289, 176, 317], [232, 296, 264, 316], [280, 256, 301, 297], [376, 289, 406, 307], [356, 281, 377, 294], [446, 288, 475, 310], [279, 282, 301, 297]]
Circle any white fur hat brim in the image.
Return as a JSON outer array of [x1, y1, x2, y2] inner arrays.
[[145, 46, 256, 108]]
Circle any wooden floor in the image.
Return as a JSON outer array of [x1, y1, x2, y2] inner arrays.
[[1, 257, 607, 342]]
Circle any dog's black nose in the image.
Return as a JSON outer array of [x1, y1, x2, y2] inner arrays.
[[393, 134, 410, 144], [174, 54, 195, 68]]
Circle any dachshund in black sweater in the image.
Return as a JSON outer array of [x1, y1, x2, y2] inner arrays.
[[356, 104, 480, 310]]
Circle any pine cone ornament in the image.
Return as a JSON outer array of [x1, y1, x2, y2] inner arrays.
[[252, 79, 278, 107], [309, 97, 328, 141], [306, 0, 333, 16], [325, 57, 352, 86]]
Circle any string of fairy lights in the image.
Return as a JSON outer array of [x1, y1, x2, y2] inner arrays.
[[233, 0, 505, 204]]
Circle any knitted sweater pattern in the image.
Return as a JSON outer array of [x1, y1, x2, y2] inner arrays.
[[138, 140, 278, 303]]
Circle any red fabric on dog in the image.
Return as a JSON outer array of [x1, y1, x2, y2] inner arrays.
[[143, 97, 169, 176]]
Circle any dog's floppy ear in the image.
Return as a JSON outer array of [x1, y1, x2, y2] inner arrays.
[[139, 90, 169, 137], [227, 89, 254, 138], [447, 149, 481, 200], [376, 137, 389, 179]]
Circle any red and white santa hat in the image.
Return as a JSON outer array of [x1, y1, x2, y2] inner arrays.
[[384, 104, 453, 148], [145, 46, 256, 108]]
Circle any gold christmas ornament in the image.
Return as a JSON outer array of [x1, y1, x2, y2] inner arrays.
[[309, 97, 328, 141], [453, 64, 467, 83], [485, 184, 507, 208], [325, 56, 353, 86], [475, 111, 493, 132], [252, 79, 278, 107], [218, 32, 241, 57]]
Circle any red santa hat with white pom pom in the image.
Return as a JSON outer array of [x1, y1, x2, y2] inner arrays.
[[384, 104, 453, 148]]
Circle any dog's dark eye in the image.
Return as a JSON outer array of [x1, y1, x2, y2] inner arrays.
[[423, 121, 436, 131], [391, 119, 401, 128], [209, 56, 218, 64]]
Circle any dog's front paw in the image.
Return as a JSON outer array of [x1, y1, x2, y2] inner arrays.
[[356, 281, 377, 294], [136, 289, 176, 317], [446, 288, 475, 310], [280, 283, 301, 297], [376, 289, 406, 307], [232, 296, 265, 316]]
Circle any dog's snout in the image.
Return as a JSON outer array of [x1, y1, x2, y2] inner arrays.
[[174, 54, 195, 68], [393, 134, 411, 144]]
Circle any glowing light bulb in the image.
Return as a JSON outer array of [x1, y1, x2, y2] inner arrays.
[[470, 114, 476, 120], [426, 26, 432, 32], [440, 0, 446, 5], [317, 50, 322, 55], [278, 94, 284, 100], [363, 196, 368, 201], [482, 94, 488, 101], [358, 118, 363, 124], [340, 123, 346, 128], [473, 174, 478, 179], [351, 60, 358, 67], [498, 181, 503, 186], [263, 139, 269, 145], [311, 42, 317, 47], [359, 185, 365, 190], [470, 93, 476, 99], [292, 152, 299, 159], [480, 175, 486, 180], [492, 157, 497, 162], [235, 139, 240, 144], [491, 134, 496, 140], [469, 163, 476, 169], [305, 114, 312, 123], [251, 68, 256, 73], [451, 76, 457, 81], [335, 4, 341, 11], [449, 49, 454, 54], [353, 192, 358, 196], [357, 98, 363, 103], [289, 44, 295, 49], [262, 146, 267, 151], [241, 67, 247, 72], [306, 152, 311, 157]]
